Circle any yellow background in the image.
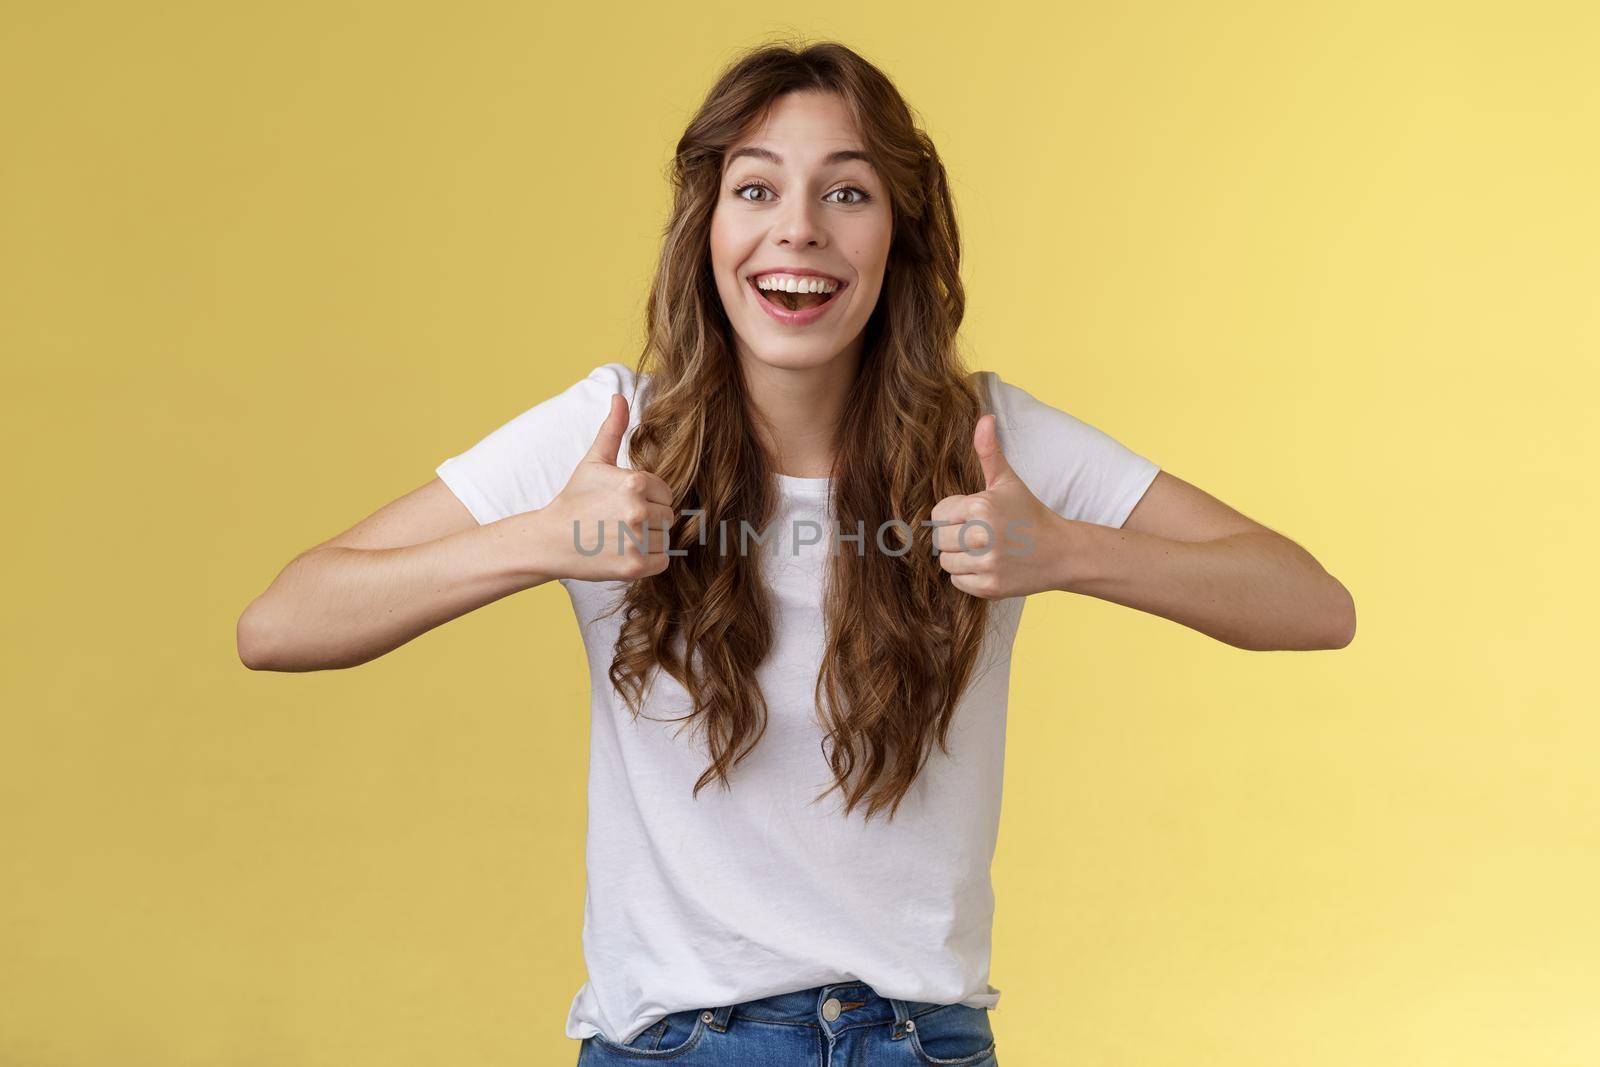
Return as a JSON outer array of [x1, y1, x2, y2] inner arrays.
[[3, 2, 1595, 1065]]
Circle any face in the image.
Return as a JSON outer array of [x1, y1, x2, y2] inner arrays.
[[710, 90, 893, 374]]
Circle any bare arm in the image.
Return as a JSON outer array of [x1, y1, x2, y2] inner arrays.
[[236, 394, 674, 673], [1058, 471, 1357, 651], [235, 478, 551, 672], [936, 419, 1355, 651]]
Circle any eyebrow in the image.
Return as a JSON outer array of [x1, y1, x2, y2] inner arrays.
[[726, 146, 874, 168]]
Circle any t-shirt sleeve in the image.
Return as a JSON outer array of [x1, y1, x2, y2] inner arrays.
[[978, 370, 1160, 529], [434, 361, 641, 525]]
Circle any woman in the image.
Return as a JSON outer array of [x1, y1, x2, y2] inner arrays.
[[238, 40, 1355, 1066]]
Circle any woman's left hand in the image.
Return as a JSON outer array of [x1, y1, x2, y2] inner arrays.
[[930, 414, 1079, 599]]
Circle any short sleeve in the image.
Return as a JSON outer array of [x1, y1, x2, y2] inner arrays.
[[435, 362, 642, 525], [976, 370, 1160, 529]]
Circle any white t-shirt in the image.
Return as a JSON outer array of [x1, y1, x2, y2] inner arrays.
[[435, 362, 1160, 1046]]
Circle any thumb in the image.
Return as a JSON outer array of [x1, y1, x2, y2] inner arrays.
[[973, 414, 1014, 490], [585, 393, 629, 466]]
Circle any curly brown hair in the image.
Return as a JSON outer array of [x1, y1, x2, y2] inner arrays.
[[607, 39, 992, 823]]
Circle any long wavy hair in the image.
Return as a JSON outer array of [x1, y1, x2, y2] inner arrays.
[[607, 39, 992, 822]]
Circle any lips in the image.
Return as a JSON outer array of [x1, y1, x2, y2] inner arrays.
[[747, 275, 846, 328]]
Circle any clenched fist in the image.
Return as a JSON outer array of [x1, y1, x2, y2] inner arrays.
[[513, 393, 678, 583]]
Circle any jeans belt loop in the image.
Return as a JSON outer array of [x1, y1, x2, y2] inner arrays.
[[890, 997, 913, 1041]]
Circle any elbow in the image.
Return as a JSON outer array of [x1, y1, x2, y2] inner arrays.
[[237, 596, 361, 672], [1321, 576, 1357, 650], [236, 598, 283, 671], [1233, 573, 1356, 653], [1241, 575, 1355, 652]]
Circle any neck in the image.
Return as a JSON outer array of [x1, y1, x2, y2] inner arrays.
[[736, 342, 862, 479]]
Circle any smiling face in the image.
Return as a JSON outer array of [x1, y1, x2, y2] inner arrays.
[[710, 90, 893, 374]]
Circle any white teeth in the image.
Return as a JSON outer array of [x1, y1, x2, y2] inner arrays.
[[755, 274, 838, 294]]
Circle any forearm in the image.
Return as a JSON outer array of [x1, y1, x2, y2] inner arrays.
[[1054, 521, 1356, 651], [238, 517, 553, 672]]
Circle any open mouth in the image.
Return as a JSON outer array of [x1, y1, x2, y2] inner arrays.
[[754, 285, 840, 312]]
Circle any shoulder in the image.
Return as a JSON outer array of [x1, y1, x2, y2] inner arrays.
[[589, 360, 644, 392], [965, 367, 1159, 526], [540, 361, 648, 419], [462, 359, 646, 466], [964, 367, 1039, 413], [571, 361, 646, 406], [563, 361, 647, 468], [435, 359, 650, 523], [964, 368, 1060, 452]]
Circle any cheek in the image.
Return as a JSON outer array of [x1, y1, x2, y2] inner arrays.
[[845, 216, 893, 278], [708, 217, 731, 269], [708, 213, 754, 281]]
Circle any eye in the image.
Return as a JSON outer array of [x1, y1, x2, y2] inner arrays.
[[732, 180, 774, 202], [729, 181, 875, 206], [826, 185, 873, 206]]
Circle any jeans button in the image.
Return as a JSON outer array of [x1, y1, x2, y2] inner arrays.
[[821, 997, 842, 1021]]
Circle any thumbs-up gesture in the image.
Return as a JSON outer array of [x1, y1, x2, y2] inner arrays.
[[525, 393, 678, 583], [929, 414, 1070, 599]]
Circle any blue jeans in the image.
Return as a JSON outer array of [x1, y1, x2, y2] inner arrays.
[[577, 981, 998, 1065]]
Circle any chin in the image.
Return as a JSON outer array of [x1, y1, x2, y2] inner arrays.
[[739, 339, 851, 372]]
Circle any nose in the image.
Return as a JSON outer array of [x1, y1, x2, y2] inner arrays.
[[771, 194, 826, 249]]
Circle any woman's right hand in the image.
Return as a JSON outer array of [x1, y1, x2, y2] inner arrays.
[[512, 393, 677, 584]]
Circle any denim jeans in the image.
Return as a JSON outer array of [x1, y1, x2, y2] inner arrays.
[[577, 981, 998, 1065]]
